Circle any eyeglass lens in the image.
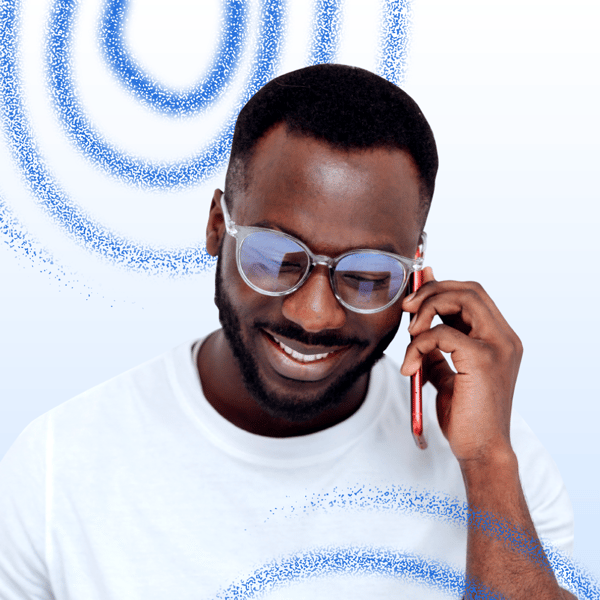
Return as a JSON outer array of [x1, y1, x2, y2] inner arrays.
[[239, 231, 407, 310]]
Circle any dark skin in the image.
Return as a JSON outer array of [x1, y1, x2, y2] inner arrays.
[[406, 271, 577, 599], [201, 123, 422, 437], [201, 124, 577, 599]]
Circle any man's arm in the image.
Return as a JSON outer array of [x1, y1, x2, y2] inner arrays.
[[401, 268, 577, 600], [461, 451, 577, 599]]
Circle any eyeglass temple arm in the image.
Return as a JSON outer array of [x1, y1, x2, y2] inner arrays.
[[414, 232, 427, 269], [220, 194, 237, 236]]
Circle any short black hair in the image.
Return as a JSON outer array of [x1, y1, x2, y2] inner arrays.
[[225, 64, 438, 224]]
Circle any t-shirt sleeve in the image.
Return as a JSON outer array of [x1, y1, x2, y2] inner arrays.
[[0, 416, 55, 599], [511, 411, 575, 555]]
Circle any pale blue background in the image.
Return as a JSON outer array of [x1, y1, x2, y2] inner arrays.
[[1, 0, 598, 583]]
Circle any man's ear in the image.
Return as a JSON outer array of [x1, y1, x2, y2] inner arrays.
[[206, 189, 225, 257]]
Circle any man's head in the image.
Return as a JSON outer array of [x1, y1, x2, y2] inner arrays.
[[225, 64, 438, 227], [205, 65, 438, 430]]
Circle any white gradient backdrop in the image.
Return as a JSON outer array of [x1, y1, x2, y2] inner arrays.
[[1, 0, 599, 582]]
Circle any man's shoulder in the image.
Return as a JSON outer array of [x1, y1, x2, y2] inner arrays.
[[64, 340, 192, 407], [2, 339, 203, 481], [23, 340, 198, 440]]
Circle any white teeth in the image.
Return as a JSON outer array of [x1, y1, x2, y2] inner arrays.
[[274, 338, 331, 363]]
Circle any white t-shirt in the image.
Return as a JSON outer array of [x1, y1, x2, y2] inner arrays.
[[0, 340, 574, 600]]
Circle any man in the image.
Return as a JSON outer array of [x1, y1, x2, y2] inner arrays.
[[0, 65, 576, 599]]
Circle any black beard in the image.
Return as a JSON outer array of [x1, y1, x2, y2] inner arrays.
[[214, 256, 400, 424]]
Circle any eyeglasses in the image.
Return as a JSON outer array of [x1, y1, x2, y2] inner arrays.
[[220, 195, 426, 314]]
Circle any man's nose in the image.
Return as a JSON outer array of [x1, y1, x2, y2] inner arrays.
[[281, 266, 346, 332]]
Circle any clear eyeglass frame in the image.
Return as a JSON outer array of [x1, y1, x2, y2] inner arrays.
[[220, 194, 427, 314]]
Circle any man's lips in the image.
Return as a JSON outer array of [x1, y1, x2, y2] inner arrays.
[[263, 329, 349, 361], [260, 329, 352, 381]]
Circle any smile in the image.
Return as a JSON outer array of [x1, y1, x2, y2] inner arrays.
[[272, 336, 332, 363], [260, 329, 351, 382]]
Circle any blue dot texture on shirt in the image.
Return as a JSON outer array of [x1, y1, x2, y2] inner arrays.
[[217, 486, 597, 599]]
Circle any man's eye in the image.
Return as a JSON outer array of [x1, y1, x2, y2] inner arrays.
[[342, 273, 390, 287], [277, 251, 308, 272], [278, 261, 304, 271]]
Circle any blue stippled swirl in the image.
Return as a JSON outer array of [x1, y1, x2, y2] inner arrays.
[[213, 544, 596, 600], [309, 0, 343, 65], [215, 547, 465, 599], [99, 0, 248, 116], [0, 196, 57, 272], [46, 0, 284, 189], [0, 0, 215, 274], [378, 0, 412, 85], [217, 486, 598, 599], [1, 0, 413, 275]]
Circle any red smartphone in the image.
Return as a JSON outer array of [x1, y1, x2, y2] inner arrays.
[[409, 251, 427, 450]]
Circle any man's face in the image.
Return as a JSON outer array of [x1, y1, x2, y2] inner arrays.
[[212, 124, 423, 423]]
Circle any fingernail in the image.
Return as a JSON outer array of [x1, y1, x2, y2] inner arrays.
[[405, 291, 417, 303]]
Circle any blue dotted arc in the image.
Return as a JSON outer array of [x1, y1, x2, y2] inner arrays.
[[0, 197, 95, 293], [214, 545, 596, 600], [217, 485, 598, 600], [378, 0, 412, 85], [0, 196, 56, 270], [309, 0, 343, 65], [215, 546, 599, 600], [46, 0, 284, 190], [1, 0, 414, 276], [1, 0, 216, 275], [215, 547, 465, 599], [100, 0, 249, 116]]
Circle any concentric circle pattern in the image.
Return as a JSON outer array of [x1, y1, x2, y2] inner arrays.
[[211, 485, 597, 599], [99, 0, 249, 116], [45, 0, 284, 188], [0, 3, 598, 595], [0, 0, 411, 277]]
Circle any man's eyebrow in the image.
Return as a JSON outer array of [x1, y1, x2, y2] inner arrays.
[[249, 220, 404, 256]]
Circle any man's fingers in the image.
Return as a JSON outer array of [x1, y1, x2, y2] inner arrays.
[[421, 348, 455, 393], [407, 289, 499, 341], [400, 325, 464, 376], [404, 278, 511, 333], [401, 324, 481, 376], [403, 277, 521, 352]]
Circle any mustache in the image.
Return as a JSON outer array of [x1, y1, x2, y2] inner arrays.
[[255, 320, 369, 349]]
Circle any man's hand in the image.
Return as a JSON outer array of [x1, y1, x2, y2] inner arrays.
[[400, 267, 523, 466], [400, 268, 576, 599]]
